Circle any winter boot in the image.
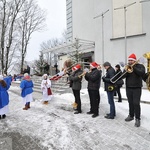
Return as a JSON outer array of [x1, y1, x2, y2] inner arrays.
[[74, 111, 82, 114], [43, 101, 48, 105], [135, 119, 140, 127], [87, 111, 93, 114], [92, 114, 99, 118], [45, 101, 48, 105], [28, 102, 30, 108], [2, 114, 6, 119], [23, 105, 28, 110], [125, 115, 134, 122], [72, 102, 78, 109], [118, 99, 122, 102]]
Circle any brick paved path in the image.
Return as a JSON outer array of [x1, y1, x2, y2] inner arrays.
[[0, 85, 150, 150]]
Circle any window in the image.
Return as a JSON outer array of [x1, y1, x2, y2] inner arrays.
[[113, 0, 142, 38]]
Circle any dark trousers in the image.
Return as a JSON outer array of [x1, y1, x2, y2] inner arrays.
[[97, 91, 100, 106], [116, 86, 122, 102], [107, 91, 116, 117], [126, 87, 141, 120], [88, 90, 99, 115], [73, 89, 81, 112]]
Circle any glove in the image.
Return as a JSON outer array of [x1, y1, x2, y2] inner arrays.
[[102, 76, 106, 82], [142, 73, 149, 82]]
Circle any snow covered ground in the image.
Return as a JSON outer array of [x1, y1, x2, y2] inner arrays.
[[0, 84, 150, 150]]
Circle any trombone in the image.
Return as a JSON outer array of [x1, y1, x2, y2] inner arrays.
[[110, 59, 139, 84]]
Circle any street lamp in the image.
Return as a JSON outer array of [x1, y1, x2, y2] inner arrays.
[[94, 9, 109, 66], [114, 2, 136, 63]]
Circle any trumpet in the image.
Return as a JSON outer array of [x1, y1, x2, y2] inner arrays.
[[78, 68, 90, 78], [78, 72, 86, 78], [110, 60, 139, 84]]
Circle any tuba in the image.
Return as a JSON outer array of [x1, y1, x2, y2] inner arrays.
[[143, 52, 150, 91]]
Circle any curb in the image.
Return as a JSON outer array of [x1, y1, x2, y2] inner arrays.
[[114, 97, 150, 105]]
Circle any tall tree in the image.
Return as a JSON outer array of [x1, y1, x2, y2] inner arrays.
[[18, 0, 46, 73], [0, 0, 26, 74], [34, 51, 44, 75], [0, 0, 7, 74]]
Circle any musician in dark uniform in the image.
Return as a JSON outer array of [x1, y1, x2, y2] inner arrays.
[[69, 64, 83, 114], [102, 62, 116, 119], [122, 53, 145, 127], [85, 62, 101, 118]]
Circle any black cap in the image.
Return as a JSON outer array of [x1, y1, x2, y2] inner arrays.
[[103, 62, 111, 67], [115, 64, 120, 69]]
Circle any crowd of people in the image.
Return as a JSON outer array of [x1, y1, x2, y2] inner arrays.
[[0, 53, 148, 128]]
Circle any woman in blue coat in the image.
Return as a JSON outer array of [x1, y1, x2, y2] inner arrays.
[[0, 75, 10, 119], [20, 73, 33, 110]]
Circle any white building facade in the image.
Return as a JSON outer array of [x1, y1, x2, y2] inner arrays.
[[66, 0, 150, 68]]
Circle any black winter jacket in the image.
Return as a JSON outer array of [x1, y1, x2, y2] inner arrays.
[[122, 64, 145, 88], [115, 69, 124, 87], [85, 68, 101, 90], [102, 66, 115, 91]]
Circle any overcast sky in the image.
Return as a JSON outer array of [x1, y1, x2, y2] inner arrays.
[[26, 0, 66, 62]]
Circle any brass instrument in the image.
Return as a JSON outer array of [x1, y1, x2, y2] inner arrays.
[[78, 72, 86, 78], [110, 59, 139, 84], [108, 85, 115, 91], [143, 52, 150, 91], [78, 68, 90, 78], [124, 60, 139, 73], [110, 70, 122, 84]]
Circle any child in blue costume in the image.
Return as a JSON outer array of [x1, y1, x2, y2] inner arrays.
[[0, 75, 10, 119], [20, 73, 34, 110], [4, 75, 12, 86]]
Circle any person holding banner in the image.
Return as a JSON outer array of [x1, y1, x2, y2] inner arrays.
[[41, 74, 52, 104]]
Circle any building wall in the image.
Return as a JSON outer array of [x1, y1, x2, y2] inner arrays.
[[72, 0, 95, 41], [67, 0, 150, 69], [112, 0, 142, 38]]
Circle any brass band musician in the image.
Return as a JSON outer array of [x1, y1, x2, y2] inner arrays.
[[122, 53, 145, 127], [84, 62, 101, 118], [69, 64, 83, 114], [102, 62, 116, 119]]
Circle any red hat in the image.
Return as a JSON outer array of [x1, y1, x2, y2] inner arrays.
[[90, 62, 98, 68], [128, 53, 137, 61], [72, 67, 76, 71], [74, 64, 81, 70]]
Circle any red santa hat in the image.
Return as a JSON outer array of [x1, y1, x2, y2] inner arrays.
[[72, 67, 76, 71], [90, 62, 98, 68], [128, 53, 137, 61], [74, 64, 81, 70]]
